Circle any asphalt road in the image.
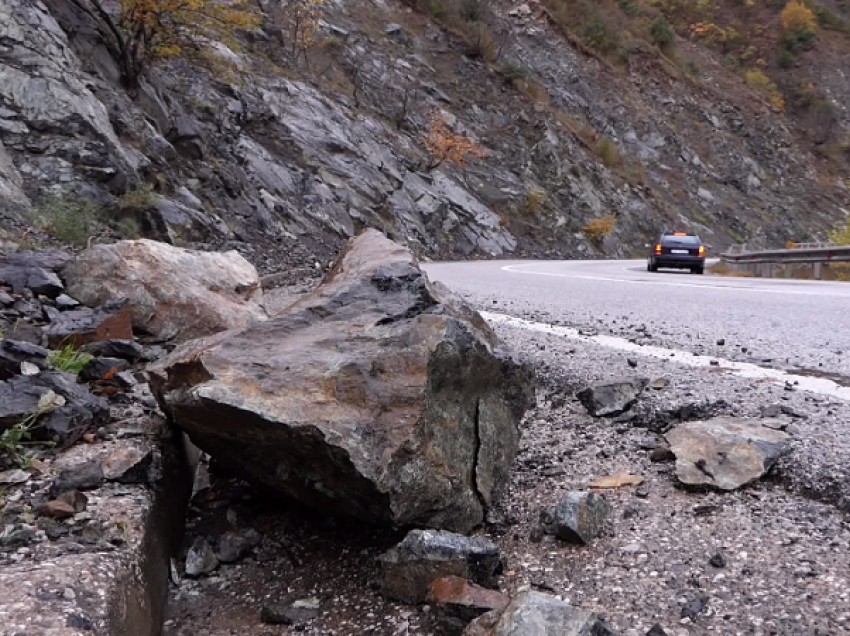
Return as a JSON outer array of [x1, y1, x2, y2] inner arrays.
[[424, 259, 850, 381]]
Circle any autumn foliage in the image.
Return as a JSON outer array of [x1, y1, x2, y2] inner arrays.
[[780, 1, 817, 35], [424, 112, 487, 170], [68, 0, 258, 87]]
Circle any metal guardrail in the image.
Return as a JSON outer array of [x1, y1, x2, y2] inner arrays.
[[721, 245, 850, 264]]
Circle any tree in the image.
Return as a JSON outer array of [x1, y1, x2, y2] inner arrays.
[[423, 111, 486, 170], [67, 0, 258, 88]]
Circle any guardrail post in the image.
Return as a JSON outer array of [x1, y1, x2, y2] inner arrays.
[[814, 262, 822, 280]]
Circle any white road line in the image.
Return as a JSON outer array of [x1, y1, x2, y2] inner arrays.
[[482, 311, 850, 402], [501, 263, 850, 298]]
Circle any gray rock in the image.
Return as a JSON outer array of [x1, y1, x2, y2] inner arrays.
[[681, 595, 708, 619], [80, 339, 144, 361], [666, 417, 791, 490], [577, 378, 648, 417], [0, 468, 30, 485], [0, 290, 13, 306], [260, 597, 320, 626], [709, 550, 726, 568], [378, 529, 502, 604], [51, 459, 104, 495], [55, 294, 80, 309], [44, 298, 134, 348], [0, 261, 63, 298], [0, 339, 49, 380], [429, 576, 509, 636], [185, 537, 219, 578], [150, 231, 534, 532], [102, 445, 153, 483], [0, 523, 37, 549], [79, 357, 128, 382], [216, 528, 262, 563], [646, 625, 669, 636], [540, 491, 610, 544], [462, 591, 615, 635]]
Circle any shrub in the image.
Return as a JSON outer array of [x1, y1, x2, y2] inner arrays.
[[428, 0, 448, 19], [583, 215, 617, 242], [745, 70, 785, 110], [30, 195, 99, 247], [48, 344, 93, 375], [778, 48, 796, 67], [499, 60, 528, 82], [466, 23, 497, 61], [423, 111, 487, 170], [781, 0, 817, 34], [523, 187, 547, 215], [458, 0, 490, 23], [594, 137, 623, 167], [118, 187, 154, 211], [584, 16, 617, 52], [650, 16, 676, 48]]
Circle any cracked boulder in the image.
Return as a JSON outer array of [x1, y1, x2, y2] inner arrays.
[[665, 417, 791, 490], [63, 239, 267, 342], [149, 230, 534, 532]]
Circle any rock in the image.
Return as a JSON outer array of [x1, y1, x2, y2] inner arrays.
[[260, 598, 321, 626], [649, 378, 669, 390], [666, 417, 791, 490], [0, 290, 13, 306], [577, 379, 648, 417], [627, 358, 638, 368], [40, 500, 76, 519], [709, 550, 726, 568], [0, 372, 108, 440], [462, 591, 615, 636], [216, 528, 262, 563], [0, 523, 36, 549], [760, 404, 801, 419], [51, 460, 104, 495], [386, 23, 403, 34], [648, 446, 675, 462], [0, 340, 49, 380], [716, 338, 725, 346], [539, 491, 610, 544], [79, 357, 128, 382], [102, 445, 153, 483], [0, 468, 30, 485], [378, 529, 502, 604], [429, 576, 509, 636], [80, 339, 144, 361], [185, 537, 219, 578], [54, 294, 80, 310], [57, 489, 88, 513], [646, 625, 669, 636], [681, 595, 708, 620], [0, 255, 64, 298], [150, 231, 534, 531], [64, 240, 267, 342], [45, 298, 134, 348]]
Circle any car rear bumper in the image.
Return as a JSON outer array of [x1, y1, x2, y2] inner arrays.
[[652, 256, 705, 268]]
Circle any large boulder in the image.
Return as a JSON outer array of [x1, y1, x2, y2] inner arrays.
[[665, 417, 791, 490], [63, 239, 267, 342], [149, 230, 535, 532]]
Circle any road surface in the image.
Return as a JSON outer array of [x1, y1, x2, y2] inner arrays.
[[424, 259, 850, 383]]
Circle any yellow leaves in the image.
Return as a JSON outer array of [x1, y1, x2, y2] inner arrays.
[[582, 216, 617, 242], [745, 70, 786, 111], [780, 0, 817, 34], [424, 111, 487, 169], [588, 471, 644, 489]]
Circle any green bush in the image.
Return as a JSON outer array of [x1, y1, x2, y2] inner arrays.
[[458, 0, 490, 23], [30, 195, 99, 247], [428, 0, 448, 19], [594, 137, 623, 167], [650, 16, 676, 48], [780, 28, 816, 53], [778, 48, 797, 67], [499, 60, 528, 81], [584, 16, 617, 52], [118, 187, 154, 211]]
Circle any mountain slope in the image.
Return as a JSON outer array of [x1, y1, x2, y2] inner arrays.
[[0, 0, 848, 267]]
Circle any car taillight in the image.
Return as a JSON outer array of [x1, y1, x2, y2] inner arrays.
[[655, 244, 662, 254], [699, 245, 706, 256]]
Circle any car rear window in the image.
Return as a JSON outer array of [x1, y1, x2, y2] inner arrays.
[[661, 235, 700, 246]]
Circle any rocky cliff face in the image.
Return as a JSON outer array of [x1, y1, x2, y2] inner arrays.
[[0, 0, 848, 265]]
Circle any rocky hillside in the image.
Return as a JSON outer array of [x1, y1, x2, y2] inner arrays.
[[1, 0, 849, 266]]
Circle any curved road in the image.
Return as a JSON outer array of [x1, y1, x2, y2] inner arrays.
[[424, 259, 850, 383]]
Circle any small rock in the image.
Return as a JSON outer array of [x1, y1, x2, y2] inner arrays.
[[40, 500, 76, 519], [627, 358, 638, 368], [577, 378, 648, 417], [0, 290, 13, 306], [80, 339, 144, 361], [646, 625, 669, 636], [635, 485, 650, 498], [260, 597, 320, 626], [0, 523, 36, 548], [708, 551, 726, 568], [649, 378, 669, 390], [217, 528, 262, 563], [0, 468, 30, 485], [429, 576, 509, 636], [102, 445, 153, 483], [79, 357, 128, 382], [57, 489, 88, 513], [649, 446, 675, 462], [378, 529, 502, 604], [55, 294, 80, 310], [666, 417, 790, 490], [45, 299, 134, 349], [51, 460, 104, 495], [681, 596, 708, 620], [386, 23, 403, 34], [185, 537, 219, 578], [540, 491, 610, 544], [716, 339, 725, 346]]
